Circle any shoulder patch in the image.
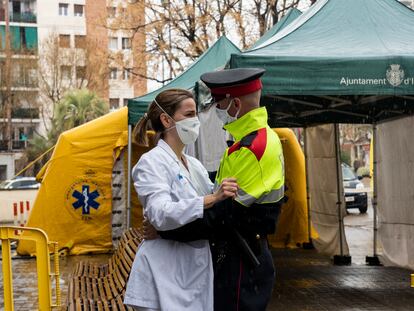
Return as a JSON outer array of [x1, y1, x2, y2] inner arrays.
[[228, 141, 241, 156], [227, 128, 267, 160], [248, 128, 267, 161]]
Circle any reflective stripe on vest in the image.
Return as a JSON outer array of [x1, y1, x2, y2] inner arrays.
[[237, 184, 285, 206]]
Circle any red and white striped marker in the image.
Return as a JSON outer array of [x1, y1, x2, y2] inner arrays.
[[19, 201, 24, 227], [25, 201, 30, 224], [13, 203, 18, 234]]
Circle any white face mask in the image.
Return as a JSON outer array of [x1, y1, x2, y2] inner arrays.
[[174, 117, 200, 145], [154, 99, 200, 145], [215, 99, 240, 125]]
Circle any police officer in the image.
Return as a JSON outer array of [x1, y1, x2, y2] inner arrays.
[[158, 68, 285, 311]]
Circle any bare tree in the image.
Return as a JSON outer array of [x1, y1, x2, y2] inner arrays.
[[37, 33, 109, 137], [117, 0, 308, 84]]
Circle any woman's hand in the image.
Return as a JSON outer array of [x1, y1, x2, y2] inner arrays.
[[214, 178, 238, 201], [203, 178, 238, 209]]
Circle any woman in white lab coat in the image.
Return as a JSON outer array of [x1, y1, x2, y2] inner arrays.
[[124, 89, 238, 311]]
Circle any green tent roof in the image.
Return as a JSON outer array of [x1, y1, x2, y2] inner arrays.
[[232, 0, 414, 96], [230, 0, 414, 126], [250, 8, 302, 50], [128, 36, 240, 124]]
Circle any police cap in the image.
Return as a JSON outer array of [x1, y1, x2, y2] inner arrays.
[[200, 68, 265, 101]]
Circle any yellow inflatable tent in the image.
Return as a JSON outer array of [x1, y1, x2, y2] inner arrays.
[[18, 107, 314, 255], [18, 108, 144, 255]]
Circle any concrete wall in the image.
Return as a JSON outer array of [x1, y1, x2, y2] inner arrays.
[[0, 153, 15, 180], [0, 189, 38, 224]]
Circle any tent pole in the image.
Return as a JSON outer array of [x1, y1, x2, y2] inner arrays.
[[302, 127, 314, 249], [366, 123, 381, 265], [126, 124, 132, 229], [333, 124, 351, 265]]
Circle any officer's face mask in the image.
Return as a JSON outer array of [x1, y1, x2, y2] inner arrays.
[[215, 98, 240, 125], [154, 99, 200, 145]]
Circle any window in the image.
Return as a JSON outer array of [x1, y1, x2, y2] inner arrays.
[[109, 37, 118, 50], [76, 66, 86, 80], [109, 68, 117, 80], [74, 35, 86, 49], [110, 98, 119, 110], [74, 4, 84, 17], [123, 98, 130, 106], [59, 3, 69, 16], [27, 68, 37, 86], [122, 37, 131, 50], [61, 65, 72, 79], [122, 68, 131, 80], [18, 128, 26, 141], [59, 34, 71, 48], [107, 7, 116, 18]]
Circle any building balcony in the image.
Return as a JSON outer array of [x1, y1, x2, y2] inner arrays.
[[0, 139, 27, 151], [9, 12, 37, 24], [12, 107, 39, 119]]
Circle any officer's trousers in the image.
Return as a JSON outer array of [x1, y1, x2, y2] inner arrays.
[[212, 239, 275, 311]]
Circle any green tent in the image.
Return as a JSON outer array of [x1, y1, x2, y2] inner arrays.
[[230, 0, 414, 126], [250, 8, 302, 50], [128, 36, 240, 124]]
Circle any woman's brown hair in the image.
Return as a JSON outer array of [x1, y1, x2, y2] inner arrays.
[[133, 88, 194, 146]]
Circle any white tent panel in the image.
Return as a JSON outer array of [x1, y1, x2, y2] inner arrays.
[[377, 116, 414, 269], [195, 105, 228, 172], [306, 124, 349, 256]]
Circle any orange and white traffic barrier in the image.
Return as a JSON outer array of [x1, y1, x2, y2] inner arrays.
[[12, 201, 31, 234]]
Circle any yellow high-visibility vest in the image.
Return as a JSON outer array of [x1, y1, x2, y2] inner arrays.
[[216, 107, 285, 207]]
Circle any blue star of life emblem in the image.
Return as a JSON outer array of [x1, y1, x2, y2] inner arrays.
[[72, 185, 100, 215]]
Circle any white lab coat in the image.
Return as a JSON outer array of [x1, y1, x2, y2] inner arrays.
[[124, 139, 214, 311]]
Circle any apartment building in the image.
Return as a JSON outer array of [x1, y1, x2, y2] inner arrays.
[[0, 0, 39, 179], [0, 0, 146, 180], [37, 0, 146, 114]]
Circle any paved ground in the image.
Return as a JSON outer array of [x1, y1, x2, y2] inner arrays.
[[268, 248, 413, 311], [1, 190, 413, 311], [1, 244, 413, 310]]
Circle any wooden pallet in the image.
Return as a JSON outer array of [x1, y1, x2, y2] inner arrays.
[[67, 228, 143, 310]]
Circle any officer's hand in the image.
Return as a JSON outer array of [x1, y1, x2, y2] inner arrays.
[[143, 217, 159, 240], [214, 178, 238, 202]]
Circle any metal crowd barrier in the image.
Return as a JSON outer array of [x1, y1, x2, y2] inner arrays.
[[0, 226, 61, 310]]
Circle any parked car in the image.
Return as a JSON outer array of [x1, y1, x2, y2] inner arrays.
[[0, 177, 40, 190], [342, 163, 368, 214]]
